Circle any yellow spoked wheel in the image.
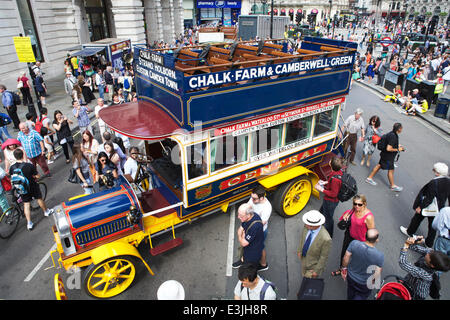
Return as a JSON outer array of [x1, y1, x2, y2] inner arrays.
[[274, 176, 312, 218], [83, 256, 137, 299]]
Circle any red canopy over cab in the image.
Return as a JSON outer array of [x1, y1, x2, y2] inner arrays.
[[98, 101, 181, 140]]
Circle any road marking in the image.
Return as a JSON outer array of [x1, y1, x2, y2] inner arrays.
[[226, 205, 235, 277], [24, 243, 57, 282]]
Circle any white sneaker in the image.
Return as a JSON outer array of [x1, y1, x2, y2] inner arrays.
[[47, 160, 54, 164], [44, 208, 54, 217], [365, 178, 377, 186], [27, 221, 34, 231], [400, 226, 410, 236]]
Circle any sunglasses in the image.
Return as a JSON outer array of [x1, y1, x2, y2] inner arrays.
[[353, 202, 364, 207], [100, 159, 106, 162]]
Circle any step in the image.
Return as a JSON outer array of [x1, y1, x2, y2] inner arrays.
[[150, 238, 183, 256]]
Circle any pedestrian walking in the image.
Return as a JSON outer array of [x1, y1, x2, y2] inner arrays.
[[315, 156, 344, 238], [341, 229, 384, 300], [34, 71, 47, 106], [400, 163, 450, 248], [432, 207, 450, 257], [297, 210, 331, 279], [233, 263, 276, 300], [360, 115, 382, 167], [376, 57, 388, 86], [332, 194, 375, 277], [72, 144, 95, 195], [17, 71, 33, 105], [36, 107, 55, 144], [104, 65, 114, 103], [94, 98, 108, 141], [64, 71, 77, 100], [72, 100, 92, 134], [0, 84, 21, 130], [399, 236, 450, 300], [9, 148, 54, 231], [247, 185, 271, 271], [53, 110, 74, 164], [343, 108, 365, 165], [366, 123, 405, 192], [17, 122, 51, 177], [78, 75, 96, 104], [232, 203, 264, 269]]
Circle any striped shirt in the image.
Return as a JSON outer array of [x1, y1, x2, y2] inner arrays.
[[17, 129, 44, 159], [399, 245, 435, 300], [73, 106, 90, 127]]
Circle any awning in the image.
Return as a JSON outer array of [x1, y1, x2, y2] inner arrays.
[[99, 101, 181, 140], [71, 47, 105, 57]]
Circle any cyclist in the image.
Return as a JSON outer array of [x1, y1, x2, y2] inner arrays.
[[9, 148, 54, 231]]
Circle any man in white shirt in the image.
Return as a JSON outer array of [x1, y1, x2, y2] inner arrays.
[[95, 98, 108, 142], [343, 108, 365, 165], [248, 185, 272, 271], [234, 263, 276, 300], [124, 147, 139, 182]]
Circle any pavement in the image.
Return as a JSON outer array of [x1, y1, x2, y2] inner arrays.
[[355, 77, 450, 136]]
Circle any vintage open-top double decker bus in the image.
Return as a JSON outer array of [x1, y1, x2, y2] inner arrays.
[[50, 36, 357, 298]]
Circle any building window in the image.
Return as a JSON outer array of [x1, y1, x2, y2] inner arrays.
[[84, 0, 111, 41], [313, 106, 339, 137], [16, 0, 44, 61]]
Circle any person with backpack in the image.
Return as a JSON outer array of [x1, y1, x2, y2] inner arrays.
[[121, 71, 133, 102], [233, 262, 276, 300], [9, 148, 54, 231], [0, 84, 21, 130], [36, 108, 55, 144], [331, 194, 375, 277], [366, 122, 405, 192], [315, 156, 344, 238]]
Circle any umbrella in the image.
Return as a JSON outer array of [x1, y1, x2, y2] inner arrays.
[[1, 138, 21, 150]]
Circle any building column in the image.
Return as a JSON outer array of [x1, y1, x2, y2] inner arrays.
[[144, 0, 163, 44], [161, 0, 176, 44], [110, 0, 146, 43], [173, 0, 184, 40]]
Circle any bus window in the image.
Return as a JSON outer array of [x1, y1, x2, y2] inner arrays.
[[313, 106, 338, 137], [251, 124, 283, 156], [285, 116, 312, 145], [186, 142, 207, 180], [211, 135, 248, 172]]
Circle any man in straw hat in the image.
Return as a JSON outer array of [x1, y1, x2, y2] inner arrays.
[[297, 210, 332, 278]]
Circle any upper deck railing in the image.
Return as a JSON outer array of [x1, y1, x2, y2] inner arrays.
[[133, 37, 357, 131]]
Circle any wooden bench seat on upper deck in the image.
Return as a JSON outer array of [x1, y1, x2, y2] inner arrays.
[[261, 42, 284, 54], [175, 49, 202, 75], [207, 56, 232, 72], [208, 46, 231, 61], [268, 50, 296, 64], [233, 44, 259, 59]]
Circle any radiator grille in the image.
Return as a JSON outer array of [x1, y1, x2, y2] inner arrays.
[[75, 217, 132, 246]]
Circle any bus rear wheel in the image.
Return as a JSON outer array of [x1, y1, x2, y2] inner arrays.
[[274, 176, 312, 218]]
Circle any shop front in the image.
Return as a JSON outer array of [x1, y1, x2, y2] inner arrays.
[[197, 0, 242, 26]]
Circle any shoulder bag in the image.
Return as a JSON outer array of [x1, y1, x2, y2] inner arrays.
[[422, 180, 439, 217], [68, 168, 82, 184], [337, 209, 354, 230]]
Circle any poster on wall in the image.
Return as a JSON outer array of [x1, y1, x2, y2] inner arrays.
[[223, 8, 232, 26]]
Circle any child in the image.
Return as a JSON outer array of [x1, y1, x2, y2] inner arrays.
[[40, 127, 55, 164], [25, 112, 35, 131]]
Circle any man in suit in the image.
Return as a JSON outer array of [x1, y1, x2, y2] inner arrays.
[[297, 210, 332, 278]]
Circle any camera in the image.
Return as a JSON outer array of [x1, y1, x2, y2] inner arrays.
[[413, 235, 422, 244]]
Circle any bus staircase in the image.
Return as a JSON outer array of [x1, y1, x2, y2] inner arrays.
[[139, 190, 183, 256]]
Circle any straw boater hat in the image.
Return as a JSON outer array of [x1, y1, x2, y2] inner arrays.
[[157, 280, 185, 300], [302, 210, 326, 227]]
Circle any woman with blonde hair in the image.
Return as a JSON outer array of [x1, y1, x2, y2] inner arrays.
[[331, 194, 376, 276]]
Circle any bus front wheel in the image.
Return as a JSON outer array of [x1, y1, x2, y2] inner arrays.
[[273, 176, 312, 218]]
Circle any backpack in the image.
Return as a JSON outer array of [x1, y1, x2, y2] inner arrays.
[[377, 133, 389, 151], [11, 165, 30, 195], [332, 172, 358, 202], [35, 115, 47, 134], [240, 276, 279, 300], [7, 91, 21, 106], [0, 113, 12, 126], [123, 77, 130, 90]]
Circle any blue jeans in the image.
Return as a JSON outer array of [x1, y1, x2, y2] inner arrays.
[[0, 126, 12, 143], [123, 90, 130, 103], [98, 84, 105, 100], [347, 273, 372, 300], [434, 236, 450, 257], [320, 199, 339, 238]]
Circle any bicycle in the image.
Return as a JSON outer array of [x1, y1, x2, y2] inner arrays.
[[0, 181, 48, 239]]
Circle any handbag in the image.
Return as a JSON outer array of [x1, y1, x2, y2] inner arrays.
[[1, 175, 12, 191], [372, 134, 381, 144], [17, 80, 23, 89], [68, 168, 82, 184], [422, 180, 439, 217], [337, 209, 354, 230], [297, 278, 324, 300]]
